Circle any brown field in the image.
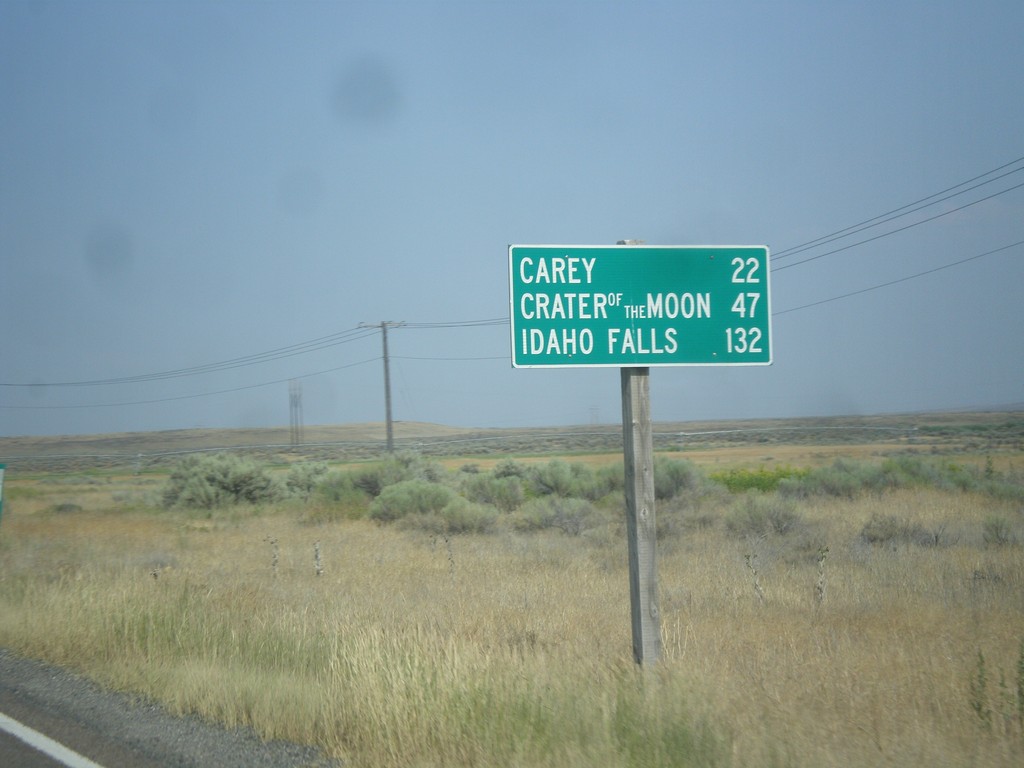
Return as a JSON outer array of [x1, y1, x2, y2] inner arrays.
[[3, 408, 1022, 473], [1, 411, 1022, 767]]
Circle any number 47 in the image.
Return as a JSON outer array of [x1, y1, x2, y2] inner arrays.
[[731, 292, 760, 319]]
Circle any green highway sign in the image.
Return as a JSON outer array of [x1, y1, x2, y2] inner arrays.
[[509, 245, 772, 368]]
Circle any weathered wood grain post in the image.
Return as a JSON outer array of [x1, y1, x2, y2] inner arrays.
[[621, 366, 661, 666]]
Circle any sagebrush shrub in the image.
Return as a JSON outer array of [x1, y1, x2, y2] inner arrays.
[[528, 460, 576, 497], [569, 463, 619, 501], [368, 479, 456, 522], [441, 497, 498, 534], [461, 473, 524, 512], [316, 470, 358, 502], [859, 512, 939, 547], [162, 454, 283, 509], [49, 502, 84, 515], [779, 458, 890, 499], [351, 452, 445, 497], [512, 497, 598, 535], [312, 471, 370, 521], [724, 492, 802, 538], [492, 458, 527, 479], [398, 496, 498, 535], [859, 513, 907, 545], [285, 462, 329, 501], [654, 457, 704, 500], [880, 456, 983, 493], [778, 456, 1024, 502], [981, 515, 1015, 547], [525, 460, 620, 501]]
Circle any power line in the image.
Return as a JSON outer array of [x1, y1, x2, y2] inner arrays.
[[394, 355, 508, 361], [402, 318, 508, 329], [772, 166, 1024, 263], [0, 320, 504, 390], [773, 239, 1024, 316], [0, 326, 378, 387], [0, 357, 380, 410], [772, 179, 1024, 273], [771, 154, 1024, 261]]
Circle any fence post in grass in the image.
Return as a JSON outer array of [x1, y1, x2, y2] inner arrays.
[[0, 463, 5, 526], [621, 367, 661, 666]]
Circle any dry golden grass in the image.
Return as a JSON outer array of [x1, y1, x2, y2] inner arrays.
[[1, 458, 1023, 767], [664, 488, 1024, 766]]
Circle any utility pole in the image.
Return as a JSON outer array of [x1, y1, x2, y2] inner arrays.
[[289, 379, 304, 447], [360, 321, 404, 452]]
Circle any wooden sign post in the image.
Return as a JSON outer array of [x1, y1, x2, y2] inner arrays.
[[620, 367, 661, 666]]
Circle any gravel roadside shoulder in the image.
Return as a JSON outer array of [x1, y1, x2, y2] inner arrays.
[[0, 649, 339, 768]]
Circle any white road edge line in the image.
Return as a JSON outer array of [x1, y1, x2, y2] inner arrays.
[[0, 710, 106, 768]]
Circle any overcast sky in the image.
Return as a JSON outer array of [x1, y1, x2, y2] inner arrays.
[[2, 0, 1022, 438]]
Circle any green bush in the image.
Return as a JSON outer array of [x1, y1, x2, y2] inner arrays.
[[860, 513, 910, 545], [527, 460, 576, 497], [312, 471, 371, 520], [368, 479, 456, 522], [980, 478, 1024, 503], [399, 496, 498, 535], [724, 492, 803, 538], [859, 512, 942, 547], [162, 454, 283, 509], [284, 462, 329, 501], [778, 456, 1024, 501], [512, 497, 598, 535], [441, 497, 498, 533], [316, 470, 357, 502], [48, 503, 84, 515], [657, 483, 730, 533], [351, 452, 445, 497], [461, 473, 524, 512], [710, 465, 809, 493], [493, 458, 528, 479], [981, 515, 1015, 547], [880, 456, 976, 492], [779, 458, 892, 499], [654, 458, 704, 500], [525, 460, 620, 501], [595, 463, 625, 495], [569, 463, 620, 501]]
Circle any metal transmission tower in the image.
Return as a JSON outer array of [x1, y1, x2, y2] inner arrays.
[[289, 380, 304, 447], [359, 321, 404, 452]]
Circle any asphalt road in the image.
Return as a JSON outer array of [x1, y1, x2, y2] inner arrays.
[[0, 726, 70, 768], [0, 720, 79, 768], [0, 649, 337, 768], [0, 680, 162, 768]]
